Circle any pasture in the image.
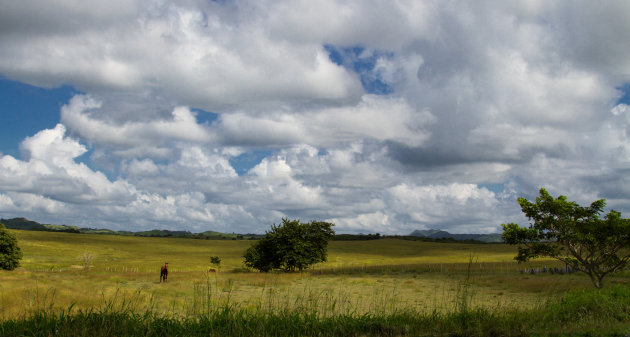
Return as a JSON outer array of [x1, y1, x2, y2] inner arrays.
[[1, 229, 619, 323]]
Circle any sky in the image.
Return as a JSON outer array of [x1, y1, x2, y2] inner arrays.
[[0, 1, 629, 234]]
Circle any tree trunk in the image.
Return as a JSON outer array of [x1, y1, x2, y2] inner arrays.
[[588, 272, 602, 289], [594, 279, 601, 289], [596, 275, 604, 289]]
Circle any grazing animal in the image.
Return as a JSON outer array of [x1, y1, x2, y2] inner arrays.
[[160, 263, 168, 282], [209, 268, 216, 273]]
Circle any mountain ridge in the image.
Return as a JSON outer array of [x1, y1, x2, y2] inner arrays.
[[409, 229, 503, 243]]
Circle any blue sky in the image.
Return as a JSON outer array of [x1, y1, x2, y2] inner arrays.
[[1, 1, 629, 234], [0, 78, 78, 158]]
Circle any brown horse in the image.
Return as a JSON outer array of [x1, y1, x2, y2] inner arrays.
[[160, 263, 168, 282]]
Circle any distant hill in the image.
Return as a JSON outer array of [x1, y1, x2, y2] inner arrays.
[[409, 229, 503, 243], [0, 217, 261, 240], [133, 229, 192, 237], [1, 217, 47, 230], [1, 217, 80, 233], [80, 228, 131, 235]]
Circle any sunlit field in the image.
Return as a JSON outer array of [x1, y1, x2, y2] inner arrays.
[[2, 229, 624, 324]]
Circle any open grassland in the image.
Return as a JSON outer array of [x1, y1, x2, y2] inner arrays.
[[12, 230, 520, 272], [2, 230, 630, 335]]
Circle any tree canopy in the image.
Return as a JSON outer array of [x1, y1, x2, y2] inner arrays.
[[210, 256, 221, 267], [502, 188, 630, 288], [243, 219, 335, 272], [0, 223, 23, 271]]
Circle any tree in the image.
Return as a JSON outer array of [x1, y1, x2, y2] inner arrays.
[[210, 256, 221, 268], [243, 219, 335, 272], [502, 188, 630, 288], [0, 223, 23, 270]]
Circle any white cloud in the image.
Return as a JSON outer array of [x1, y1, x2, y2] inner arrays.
[[0, 1, 362, 110], [1, 1, 630, 234], [61, 95, 213, 155], [218, 95, 434, 147], [0, 125, 136, 205], [21, 124, 87, 164], [611, 104, 629, 117], [124, 159, 159, 177], [246, 156, 326, 211], [386, 183, 500, 230], [331, 211, 390, 232], [0, 192, 68, 215], [265, 0, 437, 50]]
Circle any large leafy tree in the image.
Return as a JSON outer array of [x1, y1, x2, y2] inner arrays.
[[244, 219, 335, 272], [0, 223, 23, 270], [502, 188, 630, 288]]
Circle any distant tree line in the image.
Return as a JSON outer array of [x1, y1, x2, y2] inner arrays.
[[331, 233, 487, 243], [332, 233, 381, 241], [3, 217, 489, 244]]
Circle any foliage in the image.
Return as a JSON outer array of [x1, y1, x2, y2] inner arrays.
[[243, 219, 335, 272], [502, 188, 630, 288], [210, 256, 221, 267], [0, 224, 23, 270]]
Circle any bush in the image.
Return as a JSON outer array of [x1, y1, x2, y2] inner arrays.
[[0, 223, 23, 270]]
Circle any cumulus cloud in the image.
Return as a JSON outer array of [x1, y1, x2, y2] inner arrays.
[[1, 1, 630, 234], [0, 0, 362, 111], [60, 95, 213, 157], [387, 183, 499, 226], [0, 124, 136, 205], [217, 95, 435, 147]]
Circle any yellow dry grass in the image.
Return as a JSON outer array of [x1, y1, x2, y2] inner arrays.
[[1, 230, 625, 319]]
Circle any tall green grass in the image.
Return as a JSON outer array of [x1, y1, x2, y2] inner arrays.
[[3, 259, 630, 336], [2, 285, 630, 336]]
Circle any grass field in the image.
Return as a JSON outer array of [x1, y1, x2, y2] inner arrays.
[[1, 230, 618, 316], [2, 230, 630, 335]]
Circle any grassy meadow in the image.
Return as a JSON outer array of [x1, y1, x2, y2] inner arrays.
[[2, 229, 630, 336]]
